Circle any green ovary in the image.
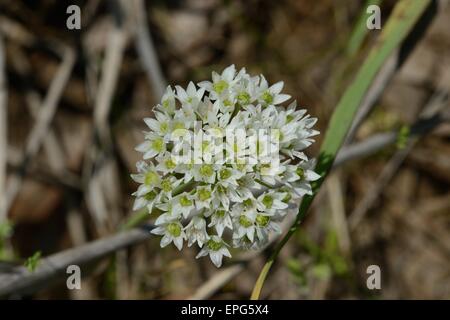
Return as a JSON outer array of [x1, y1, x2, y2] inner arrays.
[[239, 215, 253, 228], [219, 169, 232, 180], [161, 179, 172, 193], [167, 223, 181, 237], [173, 122, 184, 130], [199, 164, 214, 177], [262, 91, 273, 104], [144, 192, 156, 201], [215, 210, 226, 218], [262, 195, 273, 209], [144, 171, 159, 186], [296, 167, 305, 179], [165, 158, 176, 170], [152, 138, 164, 152], [223, 99, 233, 107], [207, 239, 223, 251], [162, 99, 170, 109], [213, 80, 228, 94], [160, 122, 168, 134], [198, 188, 212, 201], [237, 91, 251, 105], [180, 195, 193, 207], [256, 214, 270, 227]]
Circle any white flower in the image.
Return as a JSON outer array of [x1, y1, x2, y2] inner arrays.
[[208, 209, 233, 237], [176, 81, 205, 108], [257, 191, 289, 213], [232, 210, 256, 242], [254, 213, 282, 245], [185, 216, 209, 247], [159, 175, 182, 199], [286, 159, 321, 197], [132, 64, 320, 267], [257, 75, 290, 106], [144, 111, 172, 139], [155, 152, 178, 174], [136, 133, 166, 159], [151, 220, 186, 250], [157, 86, 176, 114], [172, 192, 195, 219], [192, 163, 217, 184], [195, 185, 213, 210], [196, 236, 231, 267], [198, 65, 237, 101]]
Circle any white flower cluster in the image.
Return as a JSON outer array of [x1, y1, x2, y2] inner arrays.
[[132, 65, 320, 267]]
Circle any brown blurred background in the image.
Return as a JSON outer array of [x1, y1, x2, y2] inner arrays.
[[0, 0, 449, 299]]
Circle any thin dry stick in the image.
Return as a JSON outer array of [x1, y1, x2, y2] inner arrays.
[[327, 173, 351, 255], [0, 33, 7, 222], [87, 12, 128, 232], [0, 46, 75, 221], [26, 92, 65, 172], [7, 145, 81, 190], [349, 90, 449, 229], [90, 2, 130, 298], [129, 0, 166, 98], [0, 225, 153, 297], [189, 264, 245, 300]]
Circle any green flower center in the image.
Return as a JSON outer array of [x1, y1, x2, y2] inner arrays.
[[237, 91, 251, 105], [164, 158, 177, 170], [144, 191, 157, 201], [162, 99, 171, 109], [282, 192, 292, 203], [286, 114, 294, 123], [256, 214, 270, 227], [173, 122, 184, 130], [198, 188, 212, 201], [223, 99, 233, 107], [296, 168, 305, 179], [207, 239, 223, 251], [199, 164, 214, 177], [262, 90, 273, 104], [239, 215, 253, 228], [144, 171, 159, 186], [160, 122, 169, 133], [180, 195, 192, 207], [151, 138, 164, 152], [262, 195, 273, 209], [272, 130, 281, 141], [161, 179, 172, 193], [167, 223, 181, 237], [219, 169, 232, 180], [215, 210, 226, 218], [213, 80, 228, 94], [243, 199, 253, 208], [202, 141, 210, 152]]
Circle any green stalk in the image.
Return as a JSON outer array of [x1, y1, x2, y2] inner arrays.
[[250, 0, 431, 300]]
